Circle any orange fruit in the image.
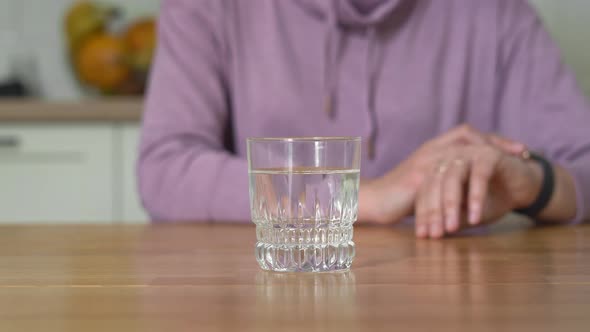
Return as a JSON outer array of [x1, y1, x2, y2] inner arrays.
[[124, 18, 156, 71], [74, 34, 130, 92]]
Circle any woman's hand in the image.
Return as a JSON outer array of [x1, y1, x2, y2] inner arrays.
[[414, 143, 542, 239], [359, 125, 527, 224]]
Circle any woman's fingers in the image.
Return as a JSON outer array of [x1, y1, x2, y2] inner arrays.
[[441, 159, 469, 233], [416, 163, 446, 239], [430, 124, 527, 157], [432, 124, 488, 147], [488, 134, 527, 156], [428, 168, 446, 239], [415, 182, 427, 237], [467, 147, 501, 225], [415, 182, 430, 238], [415, 141, 512, 237]]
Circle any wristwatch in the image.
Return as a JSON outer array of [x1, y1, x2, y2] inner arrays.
[[514, 152, 555, 218]]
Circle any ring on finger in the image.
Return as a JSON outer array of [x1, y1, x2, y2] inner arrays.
[[452, 158, 467, 167], [437, 161, 449, 174]]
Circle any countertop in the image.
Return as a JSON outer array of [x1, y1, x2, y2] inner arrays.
[[0, 98, 143, 123]]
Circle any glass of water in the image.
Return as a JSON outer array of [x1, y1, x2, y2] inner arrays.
[[247, 137, 361, 272]]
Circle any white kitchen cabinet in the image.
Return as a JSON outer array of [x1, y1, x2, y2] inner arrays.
[[0, 124, 114, 223], [119, 125, 149, 223]]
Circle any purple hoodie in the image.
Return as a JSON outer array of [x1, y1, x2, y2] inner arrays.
[[139, 0, 590, 223]]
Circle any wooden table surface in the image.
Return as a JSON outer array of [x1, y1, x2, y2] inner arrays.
[[1, 219, 589, 332]]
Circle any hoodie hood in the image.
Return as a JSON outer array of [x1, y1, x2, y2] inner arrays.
[[295, 0, 404, 159], [294, 0, 403, 26]]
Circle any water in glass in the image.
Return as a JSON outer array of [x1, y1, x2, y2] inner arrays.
[[249, 167, 359, 272]]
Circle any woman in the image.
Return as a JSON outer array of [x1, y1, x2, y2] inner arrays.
[[139, 0, 590, 238]]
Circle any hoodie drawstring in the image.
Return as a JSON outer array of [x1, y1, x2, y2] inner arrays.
[[366, 27, 379, 160], [324, 4, 341, 119], [324, 0, 383, 160]]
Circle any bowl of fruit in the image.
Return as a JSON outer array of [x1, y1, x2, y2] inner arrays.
[[65, 1, 156, 96]]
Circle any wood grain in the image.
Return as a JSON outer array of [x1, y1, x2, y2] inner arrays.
[[0, 98, 142, 122], [0, 218, 589, 331]]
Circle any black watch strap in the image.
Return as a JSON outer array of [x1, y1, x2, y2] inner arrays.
[[515, 152, 555, 218]]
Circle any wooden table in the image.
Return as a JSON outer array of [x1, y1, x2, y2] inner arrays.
[[1, 219, 589, 331]]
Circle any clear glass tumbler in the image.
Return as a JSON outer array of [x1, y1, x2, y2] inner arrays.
[[247, 137, 361, 272]]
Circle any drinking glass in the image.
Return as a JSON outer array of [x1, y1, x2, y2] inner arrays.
[[247, 137, 361, 272]]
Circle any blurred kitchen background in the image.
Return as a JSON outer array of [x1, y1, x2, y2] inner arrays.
[[0, 0, 589, 224], [0, 0, 158, 99]]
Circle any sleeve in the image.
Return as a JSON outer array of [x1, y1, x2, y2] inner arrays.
[[496, 0, 590, 223], [138, 0, 250, 222]]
